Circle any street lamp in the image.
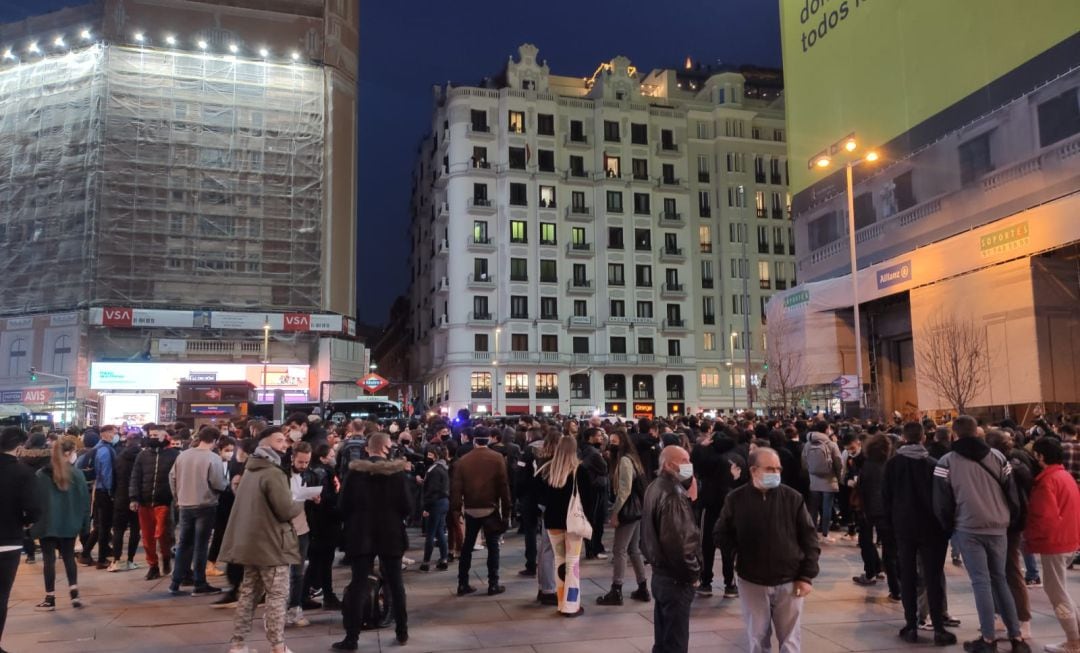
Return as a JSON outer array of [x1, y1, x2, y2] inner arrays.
[[729, 331, 738, 415], [261, 321, 271, 401], [808, 133, 881, 412], [493, 328, 501, 415]]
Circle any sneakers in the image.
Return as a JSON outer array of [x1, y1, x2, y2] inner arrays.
[[918, 620, 935, 631], [963, 638, 997, 653], [1025, 577, 1042, 588], [1043, 643, 1080, 653], [435, 560, 449, 571], [108, 560, 139, 572], [70, 588, 82, 609], [696, 583, 713, 597], [1010, 639, 1031, 653], [537, 591, 558, 606], [321, 595, 343, 611], [285, 607, 310, 628], [419, 563, 430, 572], [192, 584, 222, 596], [852, 574, 877, 586], [34, 596, 56, 612], [594, 552, 609, 560], [487, 584, 506, 596], [723, 584, 739, 599], [205, 562, 225, 578], [144, 566, 161, 581], [934, 630, 958, 646]]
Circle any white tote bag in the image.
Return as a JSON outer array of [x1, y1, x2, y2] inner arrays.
[[566, 469, 594, 540]]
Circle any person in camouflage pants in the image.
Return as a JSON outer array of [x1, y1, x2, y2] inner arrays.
[[218, 428, 302, 653]]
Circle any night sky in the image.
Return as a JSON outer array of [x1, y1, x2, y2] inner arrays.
[[0, 0, 783, 325]]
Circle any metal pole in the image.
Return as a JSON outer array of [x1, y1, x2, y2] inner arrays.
[[64, 378, 70, 427], [845, 162, 865, 412], [741, 239, 753, 410]]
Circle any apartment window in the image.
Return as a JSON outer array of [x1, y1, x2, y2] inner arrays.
[[473, 296, 489, 317], [473, 258, 489, 280], [757, 225, 769, 253], [699, 226, 712, 253], [573, 263, 587, 284], [731, 294, 750, 315], [702, 297, 715, 324], [539, 259, 557, 283], [511, 334, 529, 351], [773, 226, 785, 253], [506, 373, 529, 397], [698, 190, 712, 217], [508, 147, 526, 170], [573, 300, 587, 317], [754, 156, 766, 183], [631, 122, 648, 145], [729, 222, 747, 243], [660, 129, 675, 150], [663, 197, 677, 217], [604, 154, 621, 178], [959, 131, 994, 185], [773, 128, 784, 142], [571, 226, 586, 246], [701, 260, 714, 288], [755, 190, 767, 217], [608, 227, 624, 249], [807, 211, 841, 250], [510, 295, 528, 319], [728, 185, 747, 207], [541, 334, 558, 352], [759, 260, 771, 289], [474, 334, 489, 352], [608, 263, 625, 286], [509, 182, 528, 206], [571, 191, 586, 212], [540, 222, 556, 245], [610, 300, 625, 318], [636, 264, 653, 287], [637, 301, 653, 319], [510, 258, 528, 281], [606, 190, 624, 213], [633, 192, 651, 215], [573, 337, 590, 354], [569, 155, 586, 176], [510, 220, 527, 243], [538, 149, 556, 173], [508, 110, 525, 133], [635, 229, 652, 251], [473, 221, 489, 243], [661, 163, 676, 184], [540, 297, 558, 320], [730, 257, 749, 279], [894, 171, 916, 212], [610, 336, 627, 354], [472, 146, 489, 168], [700, 368, 721, 389], [470, 109, 488, 131], [604, 120, 620, 142], [770, 158, 783, 184], [569, 120, 586, 142], [638, 337, 654, 354], [632, 158, 649, 180], [665, 268, 680, 287], [703, 332, 716, 351], [1037, 89, 1080, 147], [536, 373, 558, 398], [697, 154, 709, 175], [668, 339, 681, 357], [470, 372, 492, 397], [537, 113, 555, 136]]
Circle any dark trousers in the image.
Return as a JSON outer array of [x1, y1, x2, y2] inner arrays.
[[857, 515, 882, 577], [458, 514, 500, 588], [422, 498, 449, 563], [289, 533, 310, 608], [40, 537, 78, 594], [110, 502, 140, 563], [341, 554, 407, 640], [586, 491, 607, 557], [0, 549, 21, 642], [171, 505, 217, 589], [305, 537, 338, 599], [897, 536, 948, 630], [651, 572, 695, 653], [226, 562, 244, 592], [208, 491, 233, 563], [699, 504, 734, 587], [84, 491, 114, 563], [519, 504, 539, 572]]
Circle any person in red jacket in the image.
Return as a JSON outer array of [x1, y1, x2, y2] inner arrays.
[[1024, 437, 1080, 653]]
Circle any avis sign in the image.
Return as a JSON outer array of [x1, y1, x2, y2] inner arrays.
[[22, 388, 52, 404], [357, 373, 389, 394]]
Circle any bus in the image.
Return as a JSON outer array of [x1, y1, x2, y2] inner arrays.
[[249, 397, 404, 425]]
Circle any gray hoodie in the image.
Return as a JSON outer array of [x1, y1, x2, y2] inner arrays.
[[932, 436, 1013, 535], [802, 431, 843, 493]]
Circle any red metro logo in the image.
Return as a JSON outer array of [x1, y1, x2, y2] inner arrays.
[[357, 373, 389, 394]]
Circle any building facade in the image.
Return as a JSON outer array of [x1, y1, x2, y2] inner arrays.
[[408, 45, 793, 419], [0, 0, 360, 425]]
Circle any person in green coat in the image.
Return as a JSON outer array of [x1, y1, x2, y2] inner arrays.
[[31, 437, 91, 611]]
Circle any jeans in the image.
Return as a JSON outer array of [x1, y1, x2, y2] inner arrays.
[[700, 504, 734, 587], [110, 502, 140, 563], [1040, 552, 1080, 642], [171, 504, 217, 589], [651, 572, 695, 653], [807, 491, 835, 536], [547, 529, 583, 613], [341, 555, 407, 639], [954, 530, 1020, 641], [611, 520, 647, 586], [423, 498, 449, 563], [737, 577, 804, 653], [0, 550, 20, 643], [40, 537, 78, 594], [1022, 549, 1040, 582], [288, 533, 310, 608], [538, 523, 556, 594], [137, 504, 173, 567], [896, 536, 948, 630], [457, 514, 500, 588]]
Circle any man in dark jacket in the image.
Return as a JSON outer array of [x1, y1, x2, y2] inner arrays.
[[335, 432, 412, 650], [691, 431, 746, 598], [642, 446, 700, 653], [634, 419, 662, 480], [128, 425, 180, 580], [450, 427, 511, 597], [716, 447, 820, 653], [579, 427, 609, 559], [0, 427, 42, 652], [884, 422, 957, 645], [109, 431, 142, 572]]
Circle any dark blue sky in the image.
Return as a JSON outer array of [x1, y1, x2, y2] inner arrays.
[[0, 0, 782, 324]]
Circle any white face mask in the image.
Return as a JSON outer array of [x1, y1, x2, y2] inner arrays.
[[677, 463, 694, 481]]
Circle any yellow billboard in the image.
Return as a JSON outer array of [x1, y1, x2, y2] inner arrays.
[[780, 0, 1080, 196]]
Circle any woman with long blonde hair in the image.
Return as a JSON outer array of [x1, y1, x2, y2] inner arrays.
[[30, 436, 90, 611], [537, 435, 586, 616]]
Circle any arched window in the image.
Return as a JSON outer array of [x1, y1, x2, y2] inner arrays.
[[52, 335, 73, 375], [8, 337, 28, 378]]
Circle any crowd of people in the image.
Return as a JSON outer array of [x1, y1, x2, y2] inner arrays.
[[0, 409, 1077, 653]]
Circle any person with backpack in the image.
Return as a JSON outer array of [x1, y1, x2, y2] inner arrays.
[[78, 424, 120, 568], [31, 437, 91, 612], [596, 429, 649, 606], [128, 424, 180, 581], [802, 421, 843, 543]]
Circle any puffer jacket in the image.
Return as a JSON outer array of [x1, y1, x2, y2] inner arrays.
[[641, 473, 701, 584], [113, 442, 141, 504], [340, 457, 413, 557], [129, 445, 180, 507]]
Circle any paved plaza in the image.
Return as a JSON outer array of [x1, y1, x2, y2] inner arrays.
[[3, 531, 1077, 653]]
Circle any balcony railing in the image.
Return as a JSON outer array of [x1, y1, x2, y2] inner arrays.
[[566, 242, 593, 256], [468, 123, 492, 136], [565, 169, 590, 180], [468, 197, 494, 211], [538, 199, 557, 210], [662, 318, 687, 331], [657, 142, 680, 155], [661, 283, 686, 296], [467, 236, 495, 250], [659, 211, 683, 224], [565, 134, 589, 146], [698, 172, 711, 183], [566, 205, 593, 221], [568, 279, 594, 293], [468, 312, 494, 323], [467, 273, 493, 287]]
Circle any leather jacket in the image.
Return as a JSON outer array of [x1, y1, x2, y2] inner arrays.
[[641, 473, 701, 584]]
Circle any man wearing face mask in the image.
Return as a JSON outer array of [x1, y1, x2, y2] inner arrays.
[[129, 425, 180, 580], [716, 447, 820, 653], [641, 445, 701, 653]]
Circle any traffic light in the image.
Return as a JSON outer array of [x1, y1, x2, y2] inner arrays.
[[28, 367, 38, 382]]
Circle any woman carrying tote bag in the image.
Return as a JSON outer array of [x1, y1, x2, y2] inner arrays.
[[597, 429, 650, 606], [537, 435, 588, 616]]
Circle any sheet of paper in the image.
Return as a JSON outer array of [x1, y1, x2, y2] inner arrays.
[[292, 485, 322, 502]]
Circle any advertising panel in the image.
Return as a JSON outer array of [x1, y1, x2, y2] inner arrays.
[[101, 393, 160, 427], [90, 362, 309, 394]]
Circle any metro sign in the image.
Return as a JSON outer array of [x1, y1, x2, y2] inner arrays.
[[103, 307, 134, 327], [284, 313, 310, 332], [357, 373, 389, 394]]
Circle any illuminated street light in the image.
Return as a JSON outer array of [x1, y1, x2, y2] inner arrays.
[[81, 29, 92, 40], [865, 151, 880, 162], [258, 47, 269, 57], [2, 49, 13, 60], [27, 42, 39, 54], [228, 43, 239, 54], [197, 39, 208, 50], [844, 138, 858, 152], [134, 32, 145, 43], [290, 50, 300, 61], [165, 35, 177, 46], [815, 156, 831, 168], [53, 36, 65, 48]]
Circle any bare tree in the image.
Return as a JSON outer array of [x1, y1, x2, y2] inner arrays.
[[915, 312, 989, 414], [763, 313, 809, 415]]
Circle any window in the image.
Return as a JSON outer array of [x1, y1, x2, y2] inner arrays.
[[668, 339, 681, 356], [540, 222, 556, 245], [638, 337, 654, 354], [731, 294, 750, 315], [754, 156, 766, 183], [473, 258, 489, 280], [729, 222, 747, 244], [512, 334, 529, 351], [539, 259, 557, 282], [894, 171, 916, 212], [541, 334, 558, 352], [1037, 89, 1080, 147], [539, 185, 556, 208], [959, 131, 994, 185], [508, 110, 525, 133], [632, 158, 649, 180], [636, 264, 653, 287], [569, 120, 586, 142], [660, 129, 675, 150], [755, 190, 767, 217], [7, 337, 28, 377], [770, 158, 783, 184], [511, 295, 528, 319], [604, 154, 621, 178], [473, 221, 489, 243], [473, 296, 490, 317], [509, 182, 528, 206], [701, 260, 714, 288], [540, 297, 559, 320], [662, 197, 677, 218], [538, 150, 556, 173], [697, 122, 711, 139], [506, 373, 529, 398], [728, 185, 747, 208], [604, 120, 620, 142], [508, 147, 527, 170], [665, 267, 680, 287], [703, 332, 716, 351], [510, 220, 527, 243], [471, 372, 492, 397], [633, 193, 651, 215], [571, 373, 590, 398], [662, 163, 676, 184], [571, 227, 586, 246], [470, 109, 489, 131], [604, 374, 626, 399], [569, 155, 586, 176], [729, 257, 749, 279], [573, 337, 589, 354], [699, 226, 712, 253], [610, 336, 627, 354], [699, 190, 712, 217], [537, 113, 555, 136], [610, 299, 626, 317], [702, 297, 715, 324], [773, 128, 784, 142], [853, 193, 876, 230], [608, 263, 625, 286], [636, 300, 653, 319], [759, 260, 771, 289], [635, 229, 651, 251], [536, 373, 558, 398], [608, 227, 624, 249], [807, 211, 841, 250], [701, 368, 721, 389], [471, 146, 489, 168], [571, 191, 586, 212], [573, 264, 588, 285], [771, 191, 785, 219], [606, 191, 623, 213], [510, 258, 528, 281], [631, 122, 648, 144], [573, 300, 587, 317], [474, 334, 489, 352]]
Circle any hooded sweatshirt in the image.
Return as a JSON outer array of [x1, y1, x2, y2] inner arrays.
[[802, 431, 843, 493], [933, 436, 1013, 535], [882, 444, 945, 539]]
